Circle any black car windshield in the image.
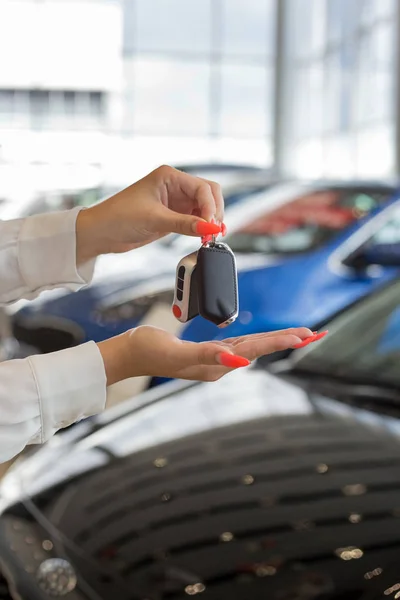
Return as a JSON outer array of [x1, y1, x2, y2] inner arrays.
[[293, 279, 400, 388], [226, 187, 394, 255]]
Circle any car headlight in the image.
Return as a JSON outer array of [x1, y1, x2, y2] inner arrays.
[[96, 289, 174, 324]]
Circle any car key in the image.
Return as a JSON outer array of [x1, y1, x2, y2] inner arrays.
[[197, 239, 238, 327], [172, 238, 238, 328]]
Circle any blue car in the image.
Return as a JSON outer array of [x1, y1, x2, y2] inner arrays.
[[12, 181, 400, 366], [182, 182, 400, 343]]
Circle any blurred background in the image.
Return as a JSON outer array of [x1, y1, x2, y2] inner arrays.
[[0, 0, 275, 210], [3, 4, 400, 597], [0, 0, 397, 209]]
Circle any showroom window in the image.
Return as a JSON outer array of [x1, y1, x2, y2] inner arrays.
[[122, 0, 276, 165], [219, 0, 276, 58], [284, 0, 397, 178], [356, 22, 394, 125], [135, 0, 212, 54], [219, 64, 271, 138], [0, 89, 106, 130], [133, 59, 210, 135]]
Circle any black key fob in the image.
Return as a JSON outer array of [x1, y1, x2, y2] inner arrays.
[[197, 241, 238, 327], [172, 241, 239, 328]]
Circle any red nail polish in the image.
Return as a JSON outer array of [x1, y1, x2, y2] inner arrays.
[[219, 353, 250, 368], [293, 338, 313, 349], [201, 234, 213, 244], [312, 330, 329, 342], [196, 222, 221, 235], [221, 222, 227, 236], [293, 330, 328, 349]]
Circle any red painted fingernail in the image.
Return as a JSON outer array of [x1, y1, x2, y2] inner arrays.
[[196, 222, 221, 235], [293, 330, 329, 348], [218, 353, 251, 368], [293, 338, 313, 349], [221, 222, 227, 236], [312, 330, 329, 341]]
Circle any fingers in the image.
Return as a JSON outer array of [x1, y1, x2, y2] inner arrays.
[[176, 329, 313, 375], [175, 340, 250, 371], [293, 330, 329, 348], [153, 166, 225, 236], [173, 331, 308, 383], [275, 326, 313, 339], [230, 333, 304, 362], [177, 341, 232, 368], [175, 331, 307, 382], [167, 167, 224, 223], [223, 327, 313, 346], [176, 364, 229, 382], [202, 178, 225, 223], [194, 181, 218, 223], [151, 204, 221, 238], [229, 328, 327, 361]]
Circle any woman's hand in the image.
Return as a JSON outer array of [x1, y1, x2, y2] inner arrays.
[[97, 326, 315, 386], [76, 165, 224, 263]]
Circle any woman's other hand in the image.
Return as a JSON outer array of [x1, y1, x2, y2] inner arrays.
[[97, 326, 315, 386]]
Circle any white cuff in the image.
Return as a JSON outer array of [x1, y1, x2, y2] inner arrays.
[[28, 341, 107, 443], [18, 207, 95, 293]]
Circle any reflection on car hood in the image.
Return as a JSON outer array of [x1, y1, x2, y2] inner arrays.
[[2, 369, 309, 498], [3, 368, 400, 599]]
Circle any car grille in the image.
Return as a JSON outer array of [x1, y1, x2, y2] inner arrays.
[[43, 413, 400, 599]]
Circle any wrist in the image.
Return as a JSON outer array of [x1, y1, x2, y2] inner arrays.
[[76, 206, 107, 265], [97, 332, 132, 386]]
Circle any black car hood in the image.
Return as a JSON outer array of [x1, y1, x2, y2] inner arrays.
[[2, 368, 400, 599], [1, 369, 311, 501]]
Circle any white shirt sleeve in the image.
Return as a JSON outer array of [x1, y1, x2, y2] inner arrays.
[[0, 209, 107, 464], [0, 207, 95, 305]]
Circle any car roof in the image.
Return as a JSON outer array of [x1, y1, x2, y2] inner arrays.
[[175, 162, 269, 173], [282, 178, 399, 190]]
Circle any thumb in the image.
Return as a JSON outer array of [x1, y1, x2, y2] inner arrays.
[[155, 206, 221, 238], [178, 342, 251, 369]]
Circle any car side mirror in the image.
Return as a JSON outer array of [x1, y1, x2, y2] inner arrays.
[[343, 243, 400, 270]]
